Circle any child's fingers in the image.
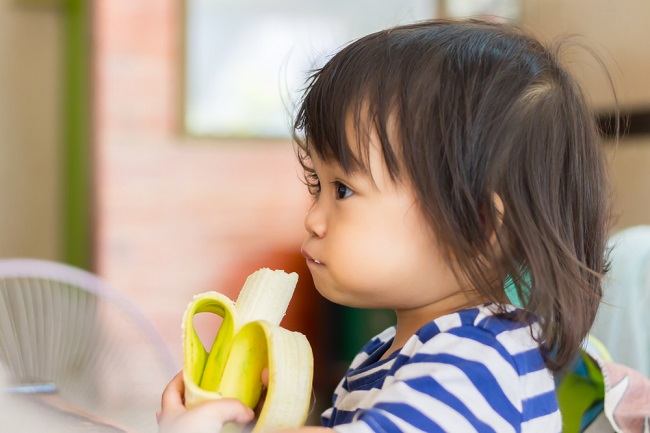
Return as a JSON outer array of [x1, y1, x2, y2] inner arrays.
[[160, 371, 185, 416], [159, 399, 255, 433], [261, 368, 269, 387], [159, 372, 254, 433], [193, 398, 255, 425]]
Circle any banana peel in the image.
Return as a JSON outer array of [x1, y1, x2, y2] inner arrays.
[[182, 269, 313, 433]]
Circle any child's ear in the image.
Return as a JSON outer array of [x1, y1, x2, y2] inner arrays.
[[488, 193, 505, 246], [492, 193, 505, 224], [478, 193, 505, 247]]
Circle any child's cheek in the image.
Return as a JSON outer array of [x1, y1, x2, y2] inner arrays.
[[326, 238, 405, 308]]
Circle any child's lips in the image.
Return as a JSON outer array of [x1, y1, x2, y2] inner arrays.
[[306, 258, 324, 267], [301, 248, 324, 265]]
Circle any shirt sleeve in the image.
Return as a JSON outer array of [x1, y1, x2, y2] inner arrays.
[[332, 326, 525, 433]]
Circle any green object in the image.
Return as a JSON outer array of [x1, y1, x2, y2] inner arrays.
[[63, 0, 92, 269], [336, 307, 395, 362], [505, 271, 609, 432], [557, 352, 605, 433]]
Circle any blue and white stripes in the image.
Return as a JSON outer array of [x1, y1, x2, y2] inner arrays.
[[322, 304, 561, 433]]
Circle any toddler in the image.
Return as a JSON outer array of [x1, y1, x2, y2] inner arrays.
[[160, 19, 611, 433]]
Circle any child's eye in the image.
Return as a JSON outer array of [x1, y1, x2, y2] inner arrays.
[[333, 181, 353, 200]]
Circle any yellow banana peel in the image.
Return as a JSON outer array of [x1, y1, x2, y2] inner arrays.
[[182, 268, 314, 433]]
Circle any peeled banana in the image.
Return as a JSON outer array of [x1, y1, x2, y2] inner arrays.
[[182, 268, 314, 433]]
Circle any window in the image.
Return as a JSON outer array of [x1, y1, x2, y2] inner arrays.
[[184, 0, 438, 138]]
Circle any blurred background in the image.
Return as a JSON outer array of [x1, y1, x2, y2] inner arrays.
[[1, 0, 649, 431]]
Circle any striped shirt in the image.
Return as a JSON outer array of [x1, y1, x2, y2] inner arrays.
[[321, 304, 561, 433]]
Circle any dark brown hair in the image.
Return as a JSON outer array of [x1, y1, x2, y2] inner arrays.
[[293, 19, 613, 371]]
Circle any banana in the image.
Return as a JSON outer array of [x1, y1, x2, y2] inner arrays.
[[182, 268, 314, 433]]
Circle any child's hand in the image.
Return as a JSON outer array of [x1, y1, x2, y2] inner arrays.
[[158, 371, 255, 433]]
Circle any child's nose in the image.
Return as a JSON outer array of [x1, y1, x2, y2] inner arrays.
[[304, 201, 326, 238]]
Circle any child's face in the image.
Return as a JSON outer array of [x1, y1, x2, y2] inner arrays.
[[301, 132, 464, 311]]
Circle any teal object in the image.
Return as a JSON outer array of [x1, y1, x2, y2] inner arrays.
[[504, 269, 531, 307]]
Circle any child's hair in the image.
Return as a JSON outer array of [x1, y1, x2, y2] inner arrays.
[[293, 19, 613, 371]]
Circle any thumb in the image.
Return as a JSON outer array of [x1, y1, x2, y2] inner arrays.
[[162, 399, 255, 433]]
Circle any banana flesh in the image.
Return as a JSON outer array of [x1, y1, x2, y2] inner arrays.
[[182, 268, 313, 432]]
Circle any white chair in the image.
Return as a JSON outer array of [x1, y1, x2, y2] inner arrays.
[[591, 225, 650, 377]]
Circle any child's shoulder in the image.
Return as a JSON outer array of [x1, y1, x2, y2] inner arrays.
[[420, 303, 541, 347], [407, 303, 548, 378], [353, 304, 546, 374], [334, 304, 560, 431]]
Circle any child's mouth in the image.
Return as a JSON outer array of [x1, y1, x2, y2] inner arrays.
[[301, 248, 324, 265]]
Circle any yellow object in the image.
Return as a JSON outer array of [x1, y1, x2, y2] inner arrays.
[[182, 268, 314, 433]]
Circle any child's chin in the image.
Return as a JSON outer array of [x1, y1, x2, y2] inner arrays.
[[313, 282, 348, 305], [315, 286, 374, 309]]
